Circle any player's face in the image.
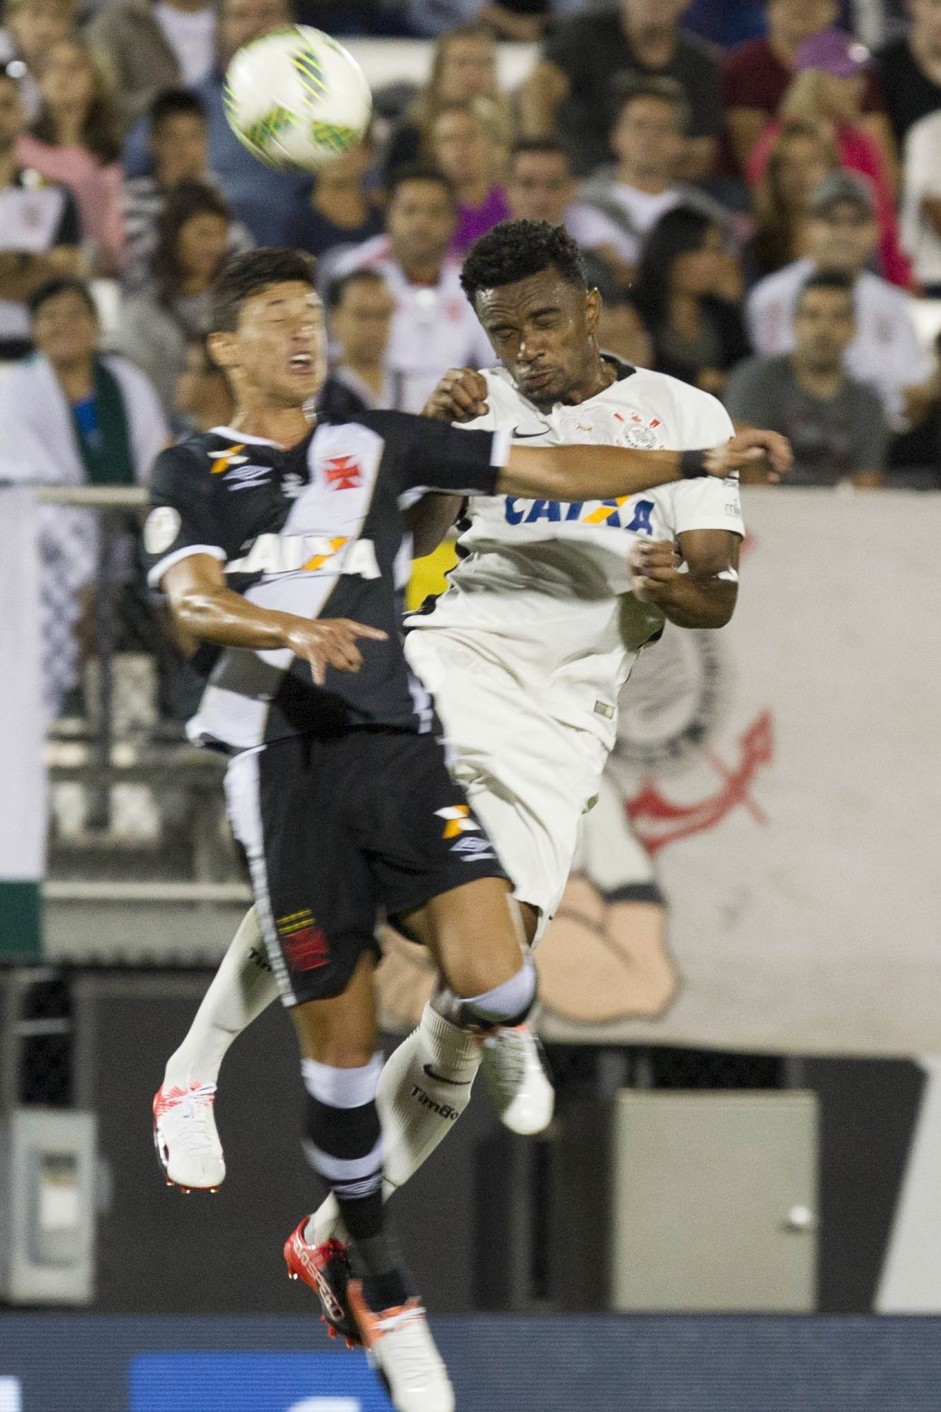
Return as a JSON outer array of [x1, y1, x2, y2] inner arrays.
[[220, 281, 326, 408], [810, 201, 877, 274], [387, 179, 457, 267], [793, 288, 855, 368], [507, 152, 573, 225], [475, 266, 602, 409]]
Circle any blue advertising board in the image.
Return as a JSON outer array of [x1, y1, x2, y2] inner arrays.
[[130, 1352, 390, 1412]]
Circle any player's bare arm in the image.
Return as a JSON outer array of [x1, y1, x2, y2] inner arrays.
[[498, 427, 791, 502], [159, 553, 387, 686], [404, 494, 464, 557], [630, 530, 741, 629]]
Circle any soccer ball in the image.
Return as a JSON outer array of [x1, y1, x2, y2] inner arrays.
[[224, 25, 372, 173]]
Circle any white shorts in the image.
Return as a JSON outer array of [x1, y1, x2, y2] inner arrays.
[[405, 629, 609, 938]]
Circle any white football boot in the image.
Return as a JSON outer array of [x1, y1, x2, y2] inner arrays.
[[152, 1081, 225, 1191], [478, 1023, 555, 1135], [347, 1283, 455, 1412]]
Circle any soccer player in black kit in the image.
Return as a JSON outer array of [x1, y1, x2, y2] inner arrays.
[[144, 248, 787, 1412]]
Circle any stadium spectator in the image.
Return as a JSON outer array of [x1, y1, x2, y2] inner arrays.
[[284, 133, 384, 260], [520, 0, 721, 179], [331, 165, 492, 412], [721, 0, 890, 179], [15, 37, 124, 275], [122, 89, 253, 292], [173, 332, 233, 433], [746, 28, 909, 286], [747, 171, 934, 427], [428, 99, 509, 255], [183, 0, 311, 245], [318, 268, 398, 418], [0, 0, 77, 123], [596, 290, 655, 369], [0, 68, 81, 360], [900, 107, 941, 296], [0, 276, 167, 717], [382, 23, 513, 183], [725, 271, 887, 486], [566, 77, 731, 292], [86, 0, 216, 130], [875, 0, 941, 152], [504, 137, 621, 297], [744, 118, 839, 284], [115, 180, 230, 414], [634, 206, 750, 396]]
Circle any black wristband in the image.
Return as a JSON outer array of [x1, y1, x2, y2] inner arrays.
[[679, 449, 710, 479]]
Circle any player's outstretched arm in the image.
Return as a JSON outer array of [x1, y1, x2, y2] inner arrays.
[[160, 553, 387, 686], [496, 428, 791, 501]]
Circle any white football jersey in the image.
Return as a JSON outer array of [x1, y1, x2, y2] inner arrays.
[[406, 361, 744, 749]]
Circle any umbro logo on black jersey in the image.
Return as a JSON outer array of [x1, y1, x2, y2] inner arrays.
[[511, 426, 548, 439]]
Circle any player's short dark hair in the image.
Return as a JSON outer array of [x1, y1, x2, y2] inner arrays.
[[387, 163, 457, 208], [28, 276, 98, 320], [209, 248, 317, 332], [509, 137, 570, 167], [460, 220, 587, 301], [326, 267, 386, 311], [796, 270, 856, 310], [149, 88, 206, 132], [612, 74, 689, 134]]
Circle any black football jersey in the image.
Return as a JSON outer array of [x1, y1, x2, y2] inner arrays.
[[143, 412, 508, 749]]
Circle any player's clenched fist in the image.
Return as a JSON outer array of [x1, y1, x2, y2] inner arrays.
[[629, 540, 683, 604], [422, 367, 489, 422], [285, 618, 388, 685]]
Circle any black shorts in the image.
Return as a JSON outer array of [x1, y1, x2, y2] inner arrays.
[[224, 729, 508, 1005]]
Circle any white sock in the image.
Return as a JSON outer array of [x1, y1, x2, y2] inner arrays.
[[163, 907, 279, 1087], [303, 1002, 482, 1245]]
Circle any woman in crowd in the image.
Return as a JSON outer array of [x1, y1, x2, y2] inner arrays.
[[116, 180, 230, 415], [746, 29, 909, 287], [0, 277, 167, 720], [382, 21, 513, 182], [15, 35, 124, 274], [285, 130, 385, 262], [745, 118, 839, 284], [429, 98, 509, 254], [635, 207, 751, 397]]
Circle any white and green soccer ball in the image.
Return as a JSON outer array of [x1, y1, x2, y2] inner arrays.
[[224, 25, 372, 172]]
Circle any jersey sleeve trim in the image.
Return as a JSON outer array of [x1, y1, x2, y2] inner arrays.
[[147, 543, 227, 590]]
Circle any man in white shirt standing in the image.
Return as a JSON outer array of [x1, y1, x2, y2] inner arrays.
[[330, 165, 493, 413], [748, 171, 936, 428], [566, 75, 730, 290]]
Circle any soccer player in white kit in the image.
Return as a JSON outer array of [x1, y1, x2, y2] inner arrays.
[[153, 222, 780, 1332]]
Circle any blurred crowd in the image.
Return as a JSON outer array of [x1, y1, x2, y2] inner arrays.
[[3, 0, 941, 724]]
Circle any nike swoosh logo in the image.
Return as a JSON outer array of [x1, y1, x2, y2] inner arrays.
[[511, 427, 548, 439], [422, 1063, 473, 1087]]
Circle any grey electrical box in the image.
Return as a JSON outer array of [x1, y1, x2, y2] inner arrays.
[[608, 1091, 818, 1312], [0, 1108, 97, 1304]]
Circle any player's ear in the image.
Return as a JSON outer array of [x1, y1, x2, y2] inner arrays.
[[585, 287, 602, 335], [208, 331, 237, 371]]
